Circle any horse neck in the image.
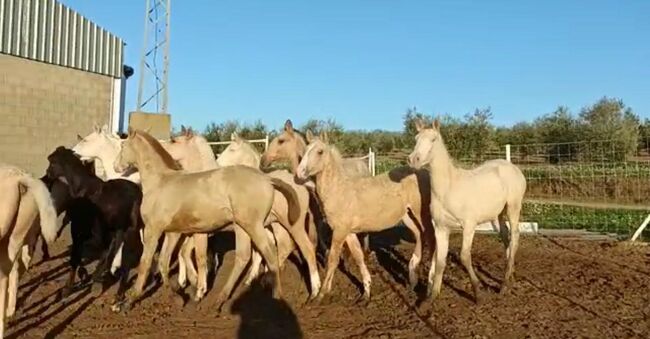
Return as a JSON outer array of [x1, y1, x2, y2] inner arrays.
[[134, 140, 175, 189], [314, 154, 346, 207], [428, 138, 459, 199], [290, 136, 307, 173], [192, 137, 219, 170], [67, 166, 102, 197], [95, 141, 122, 179]]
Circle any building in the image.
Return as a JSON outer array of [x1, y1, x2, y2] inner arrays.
[[0, 0, 127, 174]]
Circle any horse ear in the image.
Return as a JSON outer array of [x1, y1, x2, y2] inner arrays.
[[433, 119, 440, 130], [100, 124, 109, 134], [180, 125, 187, 134], [414, 119, 424, 132], [93, 123, 100, 133], [319, 130, 329, 143], [186, 127, 194, 138], [77, 134, 83, 141], [284, 119, 294, 133], [127, 126, 135, 137], [230, 132, 238, 141], [305, 130, 314, 143]]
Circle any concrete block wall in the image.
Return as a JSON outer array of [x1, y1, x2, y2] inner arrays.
[[0, 54, 113, 175]]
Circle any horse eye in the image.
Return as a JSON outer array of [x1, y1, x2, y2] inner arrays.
[[278, 139, 284, 145], [317, 149, 324, 155]]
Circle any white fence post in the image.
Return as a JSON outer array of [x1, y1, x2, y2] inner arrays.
[[630, 214, 650, 242], [505, 144, 511, 162], [264, 134, 269, 150]]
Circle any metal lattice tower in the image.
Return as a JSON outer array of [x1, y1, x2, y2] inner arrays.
[[136, 0, 171, 114]]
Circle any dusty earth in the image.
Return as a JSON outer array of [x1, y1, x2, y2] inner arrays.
[[6, 228, 650, 339]]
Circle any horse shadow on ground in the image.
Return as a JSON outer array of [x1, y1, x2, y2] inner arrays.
[[7, 287, 94, 339], [231, 273, 302, 339]]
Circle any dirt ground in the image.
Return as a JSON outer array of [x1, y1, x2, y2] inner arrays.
[[6, 229, 650, 339]]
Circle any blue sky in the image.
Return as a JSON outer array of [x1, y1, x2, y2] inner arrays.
[[62, 0, 649, 132]]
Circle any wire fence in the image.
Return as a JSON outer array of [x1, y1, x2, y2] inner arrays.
[[373, 138, 650, 240]]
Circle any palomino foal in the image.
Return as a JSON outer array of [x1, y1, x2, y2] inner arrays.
[[217, 132, 320, 294], [296, 132, 431, 301], [408, 119, 527, 302], [113, 129, 298, 311], [0, 164, 60, 338]]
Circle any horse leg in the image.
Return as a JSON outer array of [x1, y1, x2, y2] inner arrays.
[[244, 226, 277, 287], [157, 232, 181, 288], [244, 249, 263, 286], [344, 233, 371, 301], [110, 243, 124, 276], [0, 273, 7, 338], [460, 222, 481, 303], [318, 228, 347, 301], [402, 215, 422, 289], [6, 259, 20, 318], [177, 236, 194, 288], [243, 221, 282, 300], [92, 230, 124, 296], [193, 233, 209, 302], [40, 235, 51, 262], [123, 226, 163, 308], [427, 225, 449, 300], [503, 202, 522, 293], [211, 226, 251, 308], [277, 217, 321, 300]]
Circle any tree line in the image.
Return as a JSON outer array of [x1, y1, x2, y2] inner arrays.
[[198, 97, 649, 162]]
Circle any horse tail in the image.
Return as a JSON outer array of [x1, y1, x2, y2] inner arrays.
[[270, 178, 301, 226], [0, 178, 21, 241], [18, 175, 60, 244]]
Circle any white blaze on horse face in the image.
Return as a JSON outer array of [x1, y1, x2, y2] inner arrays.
[[296, 143, 316, 180], [409, 130, 436, 168]]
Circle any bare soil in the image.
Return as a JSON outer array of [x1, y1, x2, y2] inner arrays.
[[6, 229, 650, 339]]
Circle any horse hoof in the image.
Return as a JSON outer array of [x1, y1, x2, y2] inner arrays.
[[174, 293, 187, 308], [170, 279, 183, 293], [78, 267, 89, 281]]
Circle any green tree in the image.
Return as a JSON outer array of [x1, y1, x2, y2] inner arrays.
[[534, 106, 581, 163], [579, 97, 639, 161]]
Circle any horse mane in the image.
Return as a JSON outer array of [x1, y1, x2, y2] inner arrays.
[[136, 131, 183, 170], [190, 134, 218, 169], [326, 143, 345, 169], [290, 129, 308, 150]]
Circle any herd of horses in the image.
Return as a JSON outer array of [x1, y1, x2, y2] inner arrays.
[[0, 118, 526, 337]]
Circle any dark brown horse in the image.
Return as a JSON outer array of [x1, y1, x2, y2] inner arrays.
[[45, 146, 143, 300]]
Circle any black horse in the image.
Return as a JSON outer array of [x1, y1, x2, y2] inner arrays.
[[45, 146, 143, 300]]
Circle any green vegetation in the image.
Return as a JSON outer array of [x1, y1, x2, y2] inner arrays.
[[523, 202, 650, 240]]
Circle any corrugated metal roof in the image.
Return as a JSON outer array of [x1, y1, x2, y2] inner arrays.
[[0, 0, 123, 78]]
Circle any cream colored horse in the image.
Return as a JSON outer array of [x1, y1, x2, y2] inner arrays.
[[408, 119, 527, 302], [113, 129, 298, 311], [296, 132, 431, 301], [0, 165, 60, 337], [216, 132, 320, 289], [164, 129, 321, 301]]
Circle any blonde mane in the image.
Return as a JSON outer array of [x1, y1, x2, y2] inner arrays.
[[136, 131, 183, 170]]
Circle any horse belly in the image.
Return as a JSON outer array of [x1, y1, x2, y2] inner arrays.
[[445, 179, 507, 223]]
